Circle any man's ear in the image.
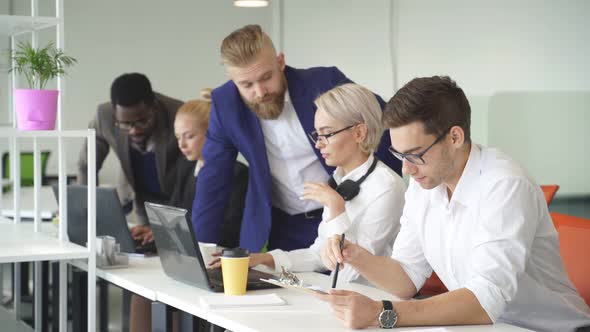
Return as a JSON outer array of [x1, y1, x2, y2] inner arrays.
[[277, 52, 286, 71], [450, 126, 465, 146]]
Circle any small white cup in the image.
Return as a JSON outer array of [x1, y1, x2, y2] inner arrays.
[[198, 242, 218, 266]]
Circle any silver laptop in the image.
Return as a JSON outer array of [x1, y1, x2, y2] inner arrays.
[[145, 202, 278, 292], [52, 185, 156, 253]]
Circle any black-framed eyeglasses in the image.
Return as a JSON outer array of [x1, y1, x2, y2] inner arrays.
[[308, 124, 355, 145], [388, 126, 452, 165], [114, 116, 153, 131]]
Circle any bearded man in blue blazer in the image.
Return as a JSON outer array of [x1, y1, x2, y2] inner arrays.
[[192, 24, 401, 252]]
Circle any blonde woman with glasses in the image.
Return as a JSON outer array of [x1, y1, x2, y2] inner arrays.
[[242, 83, 406, 284]]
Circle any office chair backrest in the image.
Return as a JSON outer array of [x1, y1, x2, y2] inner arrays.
[[551, 212, 590, 306], [1, 151, 51, 187]]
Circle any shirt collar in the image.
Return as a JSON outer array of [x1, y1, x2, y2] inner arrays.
[[332, 154, 375, 185], [448, 143, 482, 207], [194, 159, 204, 177]]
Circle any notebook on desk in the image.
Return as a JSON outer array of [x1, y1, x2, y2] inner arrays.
[[52, 185, 156, 254], [145, 202, 279, 293]]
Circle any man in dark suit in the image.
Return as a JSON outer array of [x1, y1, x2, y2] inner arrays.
[[192, 25, 401, 252], [78, 73, 194, 243]]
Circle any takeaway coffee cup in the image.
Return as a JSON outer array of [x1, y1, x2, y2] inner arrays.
[[220, 248, 250, 296]]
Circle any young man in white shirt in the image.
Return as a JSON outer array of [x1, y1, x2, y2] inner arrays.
[[318, 76, 590, 331]]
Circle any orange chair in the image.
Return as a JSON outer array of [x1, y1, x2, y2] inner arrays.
[[551, 212, 590, 306], [419, 271, 448, 297], [541, 185, 559, 205]]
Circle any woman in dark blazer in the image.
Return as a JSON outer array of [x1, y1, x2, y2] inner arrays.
[[171, 89, 248, 248], [130, 90, 248, 332]]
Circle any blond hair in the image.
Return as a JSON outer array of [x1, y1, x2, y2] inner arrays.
[[176, 88, 212, 130], [220, 24, 276, 67], [314, 84, 383, 153]]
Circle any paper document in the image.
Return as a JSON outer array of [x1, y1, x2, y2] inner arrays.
[[200, 293, 286, 309], [260, 278, 328, 295]]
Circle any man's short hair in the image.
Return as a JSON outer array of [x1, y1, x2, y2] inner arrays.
[[314, 83, 384, 153], [220, 24, 276, 67], [110, 73, 155, 108], [383, 76, 471, 142]]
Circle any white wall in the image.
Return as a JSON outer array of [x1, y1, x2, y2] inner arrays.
[[282, 0, 393, 98], [62, 0, 272, 184], [282, 0, 590, 196], [5, 0, 589, 195], [7, 0, 272, 185]]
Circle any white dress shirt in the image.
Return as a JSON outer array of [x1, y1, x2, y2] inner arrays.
[[391, 144, 590, 332], [268, 154, 407, 284], [194, 159, 204, 177], [259, 91, 328, 214]]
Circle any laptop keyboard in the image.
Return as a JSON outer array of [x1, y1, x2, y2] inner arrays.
[[134, 240, 157, 254], [207, 268, 276, 285]]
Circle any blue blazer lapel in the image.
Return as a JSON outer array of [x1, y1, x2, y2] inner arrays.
[[239, 99, 273, 204], [285, 66, 333, 174]]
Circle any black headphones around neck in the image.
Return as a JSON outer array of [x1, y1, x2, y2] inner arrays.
[[328, 157, 379, 201]]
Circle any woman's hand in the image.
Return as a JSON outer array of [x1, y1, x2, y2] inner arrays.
[[302, 182, 345, 218]]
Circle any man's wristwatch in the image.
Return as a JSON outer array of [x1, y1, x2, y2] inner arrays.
[[378, 300, 398, 329]]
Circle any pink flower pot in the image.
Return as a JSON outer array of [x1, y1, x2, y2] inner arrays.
[[14, 89, 59, 130]]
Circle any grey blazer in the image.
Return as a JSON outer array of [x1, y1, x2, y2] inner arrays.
[[77, 92, 192, 223]]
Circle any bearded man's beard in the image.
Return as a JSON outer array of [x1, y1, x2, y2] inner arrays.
[[243, 75, 287, 120]]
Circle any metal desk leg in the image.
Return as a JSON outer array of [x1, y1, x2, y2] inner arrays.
[[51, 262, 59, 332], [122, 289, 131, 332], [151, 301, 172, 332], [32, 261, 49, 332], [72, 268, 88, 332], [178, 310, 206, 332], [99, 279, 109, 332]]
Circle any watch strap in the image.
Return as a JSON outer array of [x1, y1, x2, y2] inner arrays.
[[382, 300, 393, 311]]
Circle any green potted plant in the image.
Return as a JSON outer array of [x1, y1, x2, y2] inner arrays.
[[9, 42, 76, 130]]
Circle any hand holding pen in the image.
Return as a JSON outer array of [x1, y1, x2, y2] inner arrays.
[[331, 233, 346, 288], [321, 234, 367, 275]]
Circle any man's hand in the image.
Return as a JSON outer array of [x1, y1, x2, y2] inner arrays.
[[301, 182, 345, 218], [130, 225, 154, 245], [315, 290, 382, 329], [321, 234, 368, 270]]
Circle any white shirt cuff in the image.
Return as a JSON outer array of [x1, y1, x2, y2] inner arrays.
[[464, 276, 506, 322], [320, 212, 352, 237], [267, 249, 292, 274], [396, 260, 428, 293]]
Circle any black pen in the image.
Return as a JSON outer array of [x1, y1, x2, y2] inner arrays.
[[331, 233, 346, 289]]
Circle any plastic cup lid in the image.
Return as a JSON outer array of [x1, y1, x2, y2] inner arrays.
[[221, 247, 250, 258]]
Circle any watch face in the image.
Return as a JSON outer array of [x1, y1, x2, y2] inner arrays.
[[379, 310, 397, 329]]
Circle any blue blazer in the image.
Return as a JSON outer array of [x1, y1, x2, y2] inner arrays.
[[192, 66, 401, 252]]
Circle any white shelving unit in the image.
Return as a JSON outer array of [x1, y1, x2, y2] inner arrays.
[[0, 15, 61, 36], [0, 1, 97, 331]]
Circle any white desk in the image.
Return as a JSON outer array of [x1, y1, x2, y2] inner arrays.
[[72, 256, 164, 302], [75, 257, 533, 332], [0, 218, 87, 263]]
